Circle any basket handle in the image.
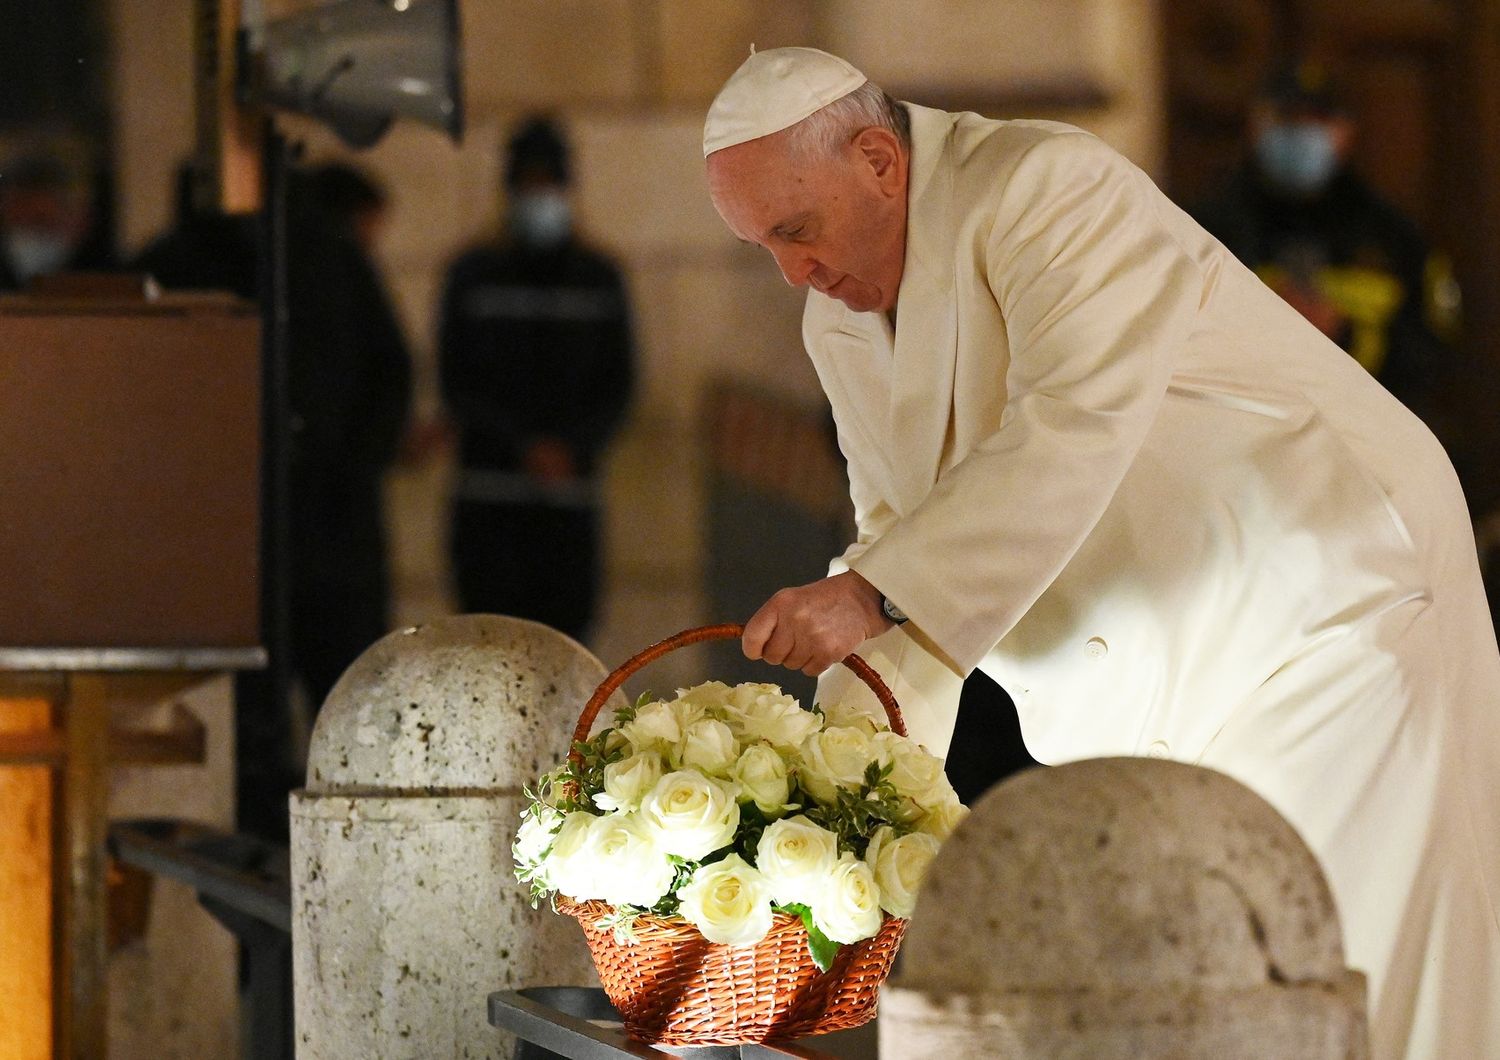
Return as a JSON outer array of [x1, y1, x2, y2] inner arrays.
[[570, 624, 906, 764]]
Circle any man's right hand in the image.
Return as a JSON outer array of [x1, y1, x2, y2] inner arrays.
[[742, 570, 892, 677]]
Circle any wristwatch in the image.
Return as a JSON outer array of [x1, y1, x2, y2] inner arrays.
[[880, 594, 909, 625]]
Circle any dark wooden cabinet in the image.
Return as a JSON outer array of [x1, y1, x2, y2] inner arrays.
[[0, 292, 261, 651]]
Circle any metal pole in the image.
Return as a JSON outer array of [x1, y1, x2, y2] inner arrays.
[[261, 120, 291, 729], [237, 117, 294, 841]]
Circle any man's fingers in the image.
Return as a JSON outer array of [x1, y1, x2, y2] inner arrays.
[[783, 645, 814, 673], [742, 604, 776, 660], [760, 623, 797, 667]]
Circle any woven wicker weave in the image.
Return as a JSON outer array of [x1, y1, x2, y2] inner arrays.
[[562, 897, 906, 1045], [561, 623, 909, 1045]]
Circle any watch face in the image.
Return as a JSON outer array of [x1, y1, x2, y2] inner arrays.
[[882, 595, 908, 623]]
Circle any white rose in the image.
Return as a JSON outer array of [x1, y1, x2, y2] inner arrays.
[[587, 812, 678, 908], [873, 731, 954, 813], [798, 725, 876, 805], [676, 854, 775, 947], [755, 815, 840, 907], [818, 698, 885, 737], [866, 828, 940, 918], [512, 804, 564, 874], [723, 684, 823, 749], [639, 770, 741, 860], [544, 811, 603, 901], [618, 700, 682, 752], [812, 852, 884, 945], [731, 744, 794, 818], [915, 794, 970, 841], [669, 695, 710, 730], [727, 682, 786, 711], [920, 770, 960, 810], [672, 681, 734, 714], [864, 825, 895, 871], [872, 732, 944, 795], [672, 718, 739, 776], [593, 751, 665, 813]]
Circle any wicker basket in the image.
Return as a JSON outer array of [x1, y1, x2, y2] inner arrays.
[[560, 623, 910, 1046]]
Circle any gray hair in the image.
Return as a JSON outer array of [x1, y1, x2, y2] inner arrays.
[[784, 81, 911, 160]]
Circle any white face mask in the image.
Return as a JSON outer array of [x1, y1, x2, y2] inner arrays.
[[512, 190, 571, 248], [1255, 122, 1341, 197], [5, 227, 72, 282]]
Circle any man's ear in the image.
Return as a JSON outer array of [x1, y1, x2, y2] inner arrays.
[[853, 127, 905, 197]]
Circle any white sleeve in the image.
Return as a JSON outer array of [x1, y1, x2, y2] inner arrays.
[[850, 132, 1204, 672]]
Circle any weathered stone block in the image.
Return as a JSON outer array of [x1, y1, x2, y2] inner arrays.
[[882, 758, 1368, 1058], [292, 616, 612, 1059]]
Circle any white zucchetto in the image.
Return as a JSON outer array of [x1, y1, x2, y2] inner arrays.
[[703, 47, 867, 157]]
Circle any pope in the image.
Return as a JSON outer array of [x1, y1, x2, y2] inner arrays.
[[704, 47, 1499, 1057]]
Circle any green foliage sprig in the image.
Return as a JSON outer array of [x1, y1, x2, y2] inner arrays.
[[801, 760, 908, 860]]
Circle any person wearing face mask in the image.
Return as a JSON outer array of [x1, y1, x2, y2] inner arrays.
[[0, 152, 111, 290], [1192, 61, 1459, 423], [437, 116, 635, 640]]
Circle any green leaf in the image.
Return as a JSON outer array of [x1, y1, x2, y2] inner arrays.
[[806, 921, 840, 974], [788, 903, 840, 973]]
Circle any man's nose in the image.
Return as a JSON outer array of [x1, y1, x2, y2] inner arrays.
[[771, 246, 816, 288]]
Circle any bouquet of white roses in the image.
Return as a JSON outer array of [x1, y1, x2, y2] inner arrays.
[[513, 679, 966, 971]]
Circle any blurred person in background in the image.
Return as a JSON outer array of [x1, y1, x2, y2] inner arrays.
[[0, 150, 113, 289], [309, 162, 452, 468], [294, 162, 413, 706], [134, 163, 257, 298], [135, 160, 412, 838], [438, 116, 634, 642], [1193, 60, 1460, 422], [308, 161, 391, 256]]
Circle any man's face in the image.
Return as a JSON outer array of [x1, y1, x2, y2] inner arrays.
[[707, 128, 907, 314]]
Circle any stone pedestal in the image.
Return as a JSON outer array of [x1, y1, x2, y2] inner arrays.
[[291, 615, 609, 1059], [880, 758, 1368, 1058]]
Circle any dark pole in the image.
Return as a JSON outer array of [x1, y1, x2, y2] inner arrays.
[[260, 120, 292, 735], [236, 116, 295, 842]]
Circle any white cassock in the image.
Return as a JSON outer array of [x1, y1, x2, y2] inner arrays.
[[811, 104, 1500, 1058]]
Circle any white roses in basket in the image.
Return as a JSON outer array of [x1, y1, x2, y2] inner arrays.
[[514, 681, 967, 968]]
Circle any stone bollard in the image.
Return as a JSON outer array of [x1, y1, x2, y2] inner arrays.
[[290, 615, 609, 1059], [881, 758, 1368, 1059]]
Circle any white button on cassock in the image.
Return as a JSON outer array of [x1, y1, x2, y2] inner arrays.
[[1147, 740, 1171, 759], [1085, 636, 1108, 659]]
